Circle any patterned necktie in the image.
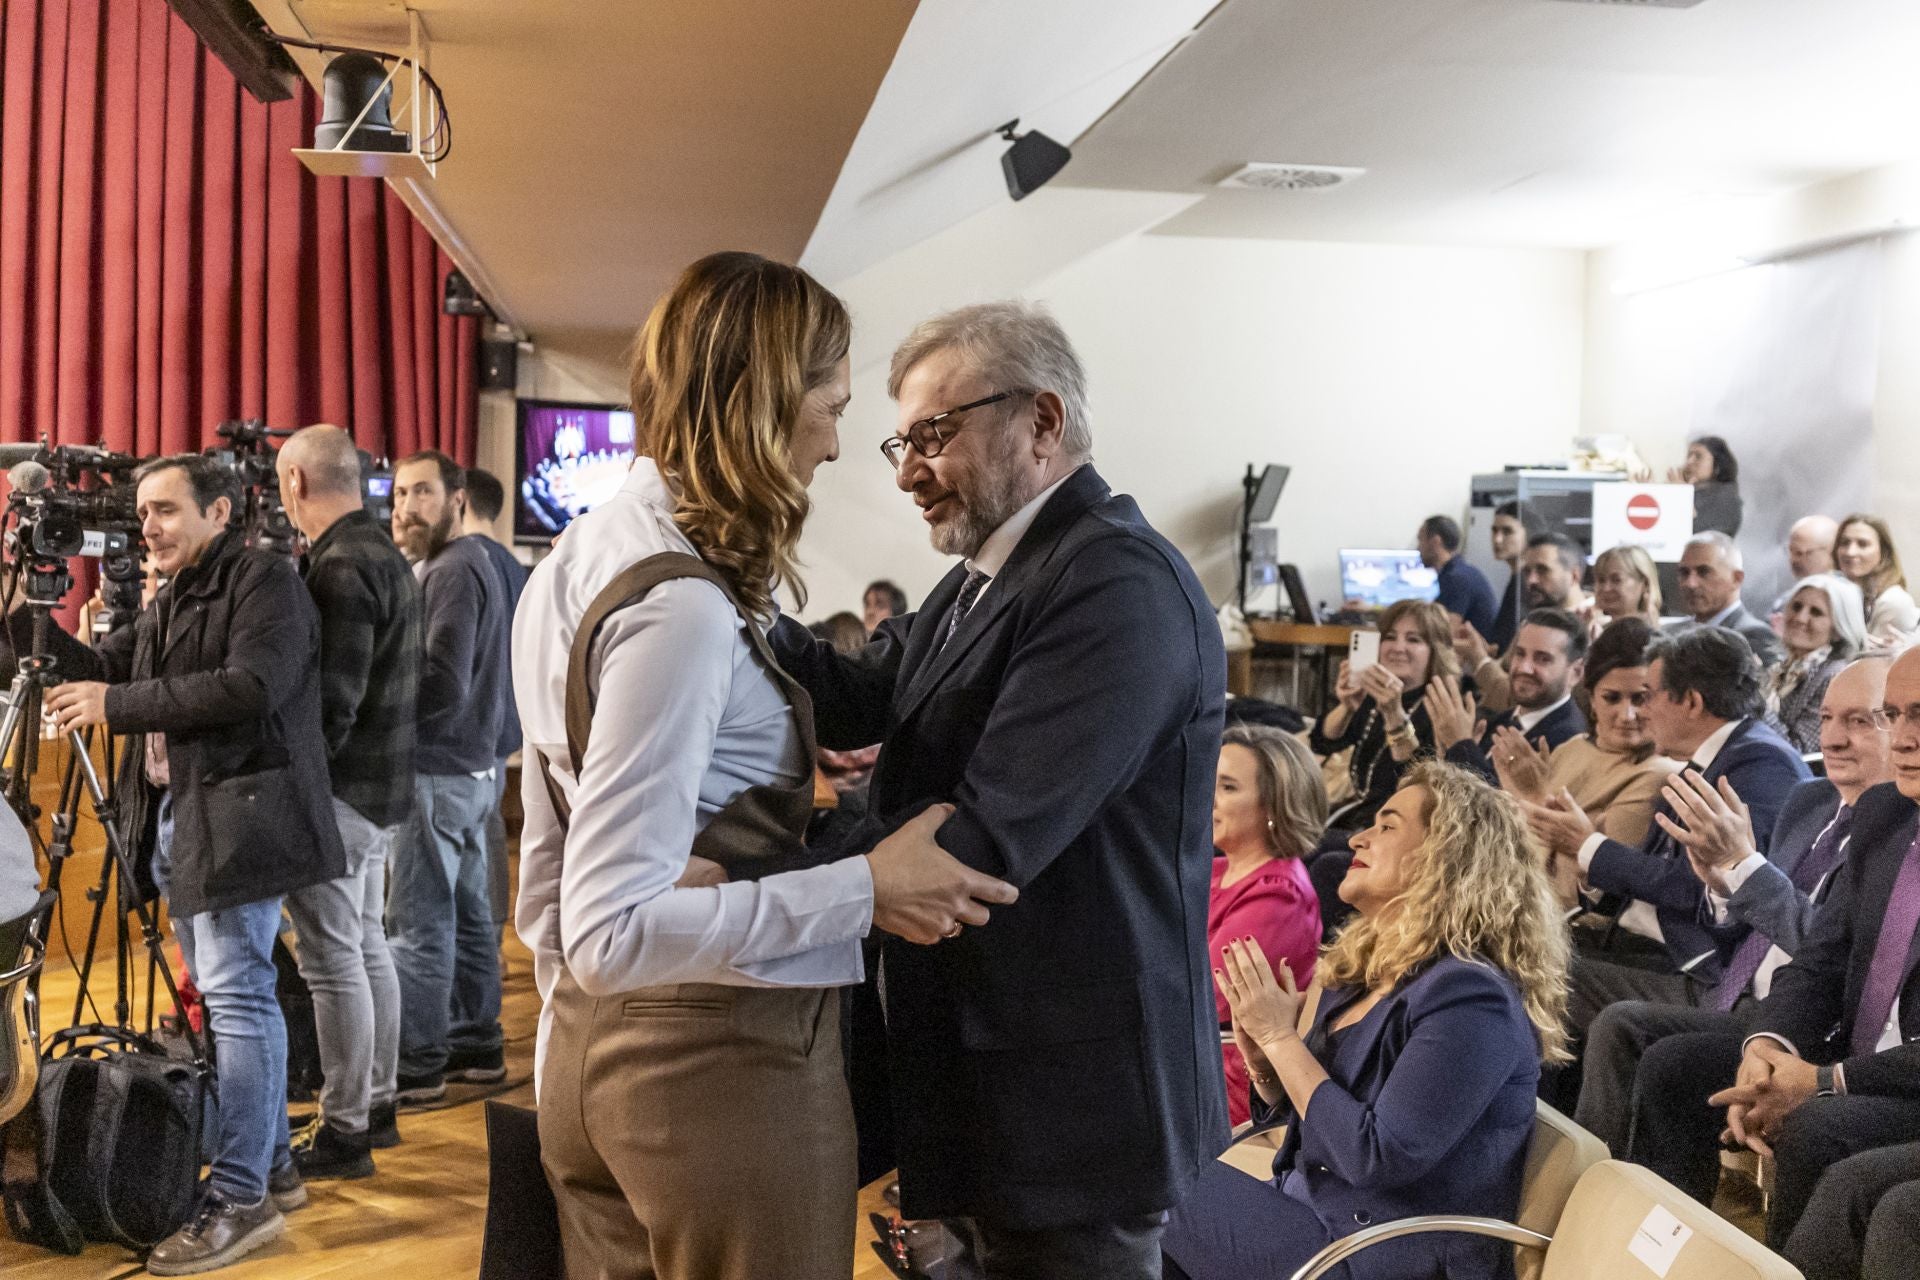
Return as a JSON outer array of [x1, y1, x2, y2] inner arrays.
[[1852, 832, 1920, 1055], [1712, 806, 1853, 1011], [941, 569, 990, 653]]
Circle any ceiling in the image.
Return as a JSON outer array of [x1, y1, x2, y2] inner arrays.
[[1060, 0, 1920, 249], [255, 0, 918, 346]]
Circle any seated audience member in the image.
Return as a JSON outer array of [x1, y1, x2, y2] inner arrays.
[[1462, 532, 1590, 712], [1222, 695, 1307, 736], [1835, 513, 1920, 650], [1491, 618, 1680, 857], [1708, 659, 1920, 1261], [1488, 499, 1545, 653], [1417, 514, 1497, 642], [1162, 763, 1569, 1280], [1580, 656, 1891, 1159], [1308, 600, 1458, 833], [1676, 435, 1744, 537], [811, 612, 882, 798], [1770, 514, 1840, 616], [1520, 628, 1809, 1104], [1792, 1140, 1920, 1280], [1428, 607, 1588, 783], [1591, 543, 1663, 631], [1666, 531, 1785, 667], [1209, 725, 1327, 1127], [1765, 574, 1868, 754], [861, 578, 908, 636]]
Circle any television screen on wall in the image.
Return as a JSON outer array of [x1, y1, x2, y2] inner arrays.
[[514, 399, 636, 543]]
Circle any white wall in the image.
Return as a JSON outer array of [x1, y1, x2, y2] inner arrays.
[[1583, 163, 1920, 593], [796, 223, 1588, 620]]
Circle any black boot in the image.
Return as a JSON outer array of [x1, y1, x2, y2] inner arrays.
[[291, 1119, 375, 1180]]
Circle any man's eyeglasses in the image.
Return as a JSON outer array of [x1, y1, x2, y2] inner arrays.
[[880, 391, 1020, 469], [1868, 704, 1920, 731]]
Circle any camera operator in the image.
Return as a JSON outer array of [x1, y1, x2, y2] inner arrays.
[[273, 426, 422, 1175], [22, 454, 344, 1275]]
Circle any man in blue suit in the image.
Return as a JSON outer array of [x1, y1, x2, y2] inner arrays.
[[773, 301, 1228, 1280], [1522, 627, 1810, 1104]]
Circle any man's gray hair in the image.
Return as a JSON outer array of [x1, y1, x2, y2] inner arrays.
[[1685, 529, 1742, 570], [888, 300, 1093, 461]]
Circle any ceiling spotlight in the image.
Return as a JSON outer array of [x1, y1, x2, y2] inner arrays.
[[998, 120, 1071, 202]]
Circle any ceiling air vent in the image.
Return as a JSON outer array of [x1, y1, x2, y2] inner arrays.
[[1546, 0, 1708, 8], [1217, 163, 1365, 192]]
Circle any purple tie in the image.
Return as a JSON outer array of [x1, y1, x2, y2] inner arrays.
[[1852, 833, 1920, 1056], [941, 569, 990, 653], [1712, 807, 1854, 1011]]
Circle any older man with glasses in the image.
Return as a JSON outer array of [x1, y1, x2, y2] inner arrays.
[[776, 301, 1228, 1280]]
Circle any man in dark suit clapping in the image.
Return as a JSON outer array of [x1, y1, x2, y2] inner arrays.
[[775, 301, 1228, 1279]]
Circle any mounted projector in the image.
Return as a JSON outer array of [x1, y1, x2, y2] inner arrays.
[[998, 120, 1072, 202], [289, 12, 447, 181]]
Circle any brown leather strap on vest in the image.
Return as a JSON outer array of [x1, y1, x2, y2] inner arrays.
[[536, 551, 820, 876]]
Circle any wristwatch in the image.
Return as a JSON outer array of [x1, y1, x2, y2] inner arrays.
[[1815, 1064, 1838, 1097]]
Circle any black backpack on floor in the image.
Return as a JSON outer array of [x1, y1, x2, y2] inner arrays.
[[1, 1024, 214, 1253]]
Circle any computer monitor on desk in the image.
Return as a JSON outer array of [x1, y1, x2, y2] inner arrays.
[[1338, 549, 1439, 614]]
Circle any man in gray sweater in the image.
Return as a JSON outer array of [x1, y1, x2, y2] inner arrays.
[[388, 451, 509, 1104]]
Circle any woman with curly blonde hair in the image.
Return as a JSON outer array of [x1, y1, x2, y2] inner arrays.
[[1164, 762, 1569, 1280]]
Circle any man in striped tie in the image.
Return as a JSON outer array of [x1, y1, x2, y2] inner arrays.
[[1707, 643, 1920, 1258]]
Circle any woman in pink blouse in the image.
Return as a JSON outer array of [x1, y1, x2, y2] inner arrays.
[[1209, 723, 1327, 1125]]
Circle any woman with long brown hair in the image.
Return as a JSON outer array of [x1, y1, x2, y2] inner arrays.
[[1835, 513, 1919, 650], [513, 252, 1012, 1280]]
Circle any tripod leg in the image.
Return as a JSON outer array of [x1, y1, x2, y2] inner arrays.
[[65, 728, 207, 1064]]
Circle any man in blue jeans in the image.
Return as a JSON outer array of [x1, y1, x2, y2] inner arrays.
[[389, 452, 509, 1104], [32, 456, 345, 1273]]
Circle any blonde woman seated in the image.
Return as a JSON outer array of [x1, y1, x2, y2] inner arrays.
[[1590, 544, 1662, 633], [1163, 763, 1570, 1280], [1210, 725, 1328, 1127], [1490, 618, 1679, 902], [1763, 574, 1866, 754], [1308, 600, 1460, 832]]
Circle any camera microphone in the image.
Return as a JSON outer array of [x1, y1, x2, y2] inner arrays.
[[7, 460, 51, 495], [0, 443, 45, 469]]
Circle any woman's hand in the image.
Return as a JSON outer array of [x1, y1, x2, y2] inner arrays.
[[1490, 724, 1552, 801], [1452, 617, 1491, 671], [1214, 936, 1302, 1051], [1333, 659, 1365, 712], [1518, 788, 1598, 860], [1357, 665, 1406, 722]]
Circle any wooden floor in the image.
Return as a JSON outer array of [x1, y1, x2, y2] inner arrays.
[[1, 928, 900, 1280]]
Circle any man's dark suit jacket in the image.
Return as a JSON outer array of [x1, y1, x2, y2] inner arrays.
[[1445, 696, 1587, 783], [1585, 717, 1812, 981], [1726, 778, 1843, 958], [1754, 783, 1920, 1098], [1662, 604, 1785, 670], [773, 465, 1230, 1229]]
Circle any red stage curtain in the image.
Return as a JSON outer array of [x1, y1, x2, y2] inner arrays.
[[0, 0, 479, 465]]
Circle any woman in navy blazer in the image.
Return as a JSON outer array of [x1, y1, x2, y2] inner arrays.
[[1164, 762, 1572, 1280]]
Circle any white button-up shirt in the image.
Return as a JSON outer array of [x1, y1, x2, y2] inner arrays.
[[513, 458, 873, 1088]]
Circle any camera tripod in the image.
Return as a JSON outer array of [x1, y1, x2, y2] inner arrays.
[[0, 581, 199, 1055]]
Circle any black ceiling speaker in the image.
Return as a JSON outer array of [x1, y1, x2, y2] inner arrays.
[[998, 120, 1072, 201], [315, 53, 410, 153]]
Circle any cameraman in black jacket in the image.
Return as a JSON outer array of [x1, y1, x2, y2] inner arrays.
[[24, 454, 343, 1275]]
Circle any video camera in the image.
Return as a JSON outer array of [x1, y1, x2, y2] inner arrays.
[[204, 419, 294, 554], [0, 442, 144, 616]]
